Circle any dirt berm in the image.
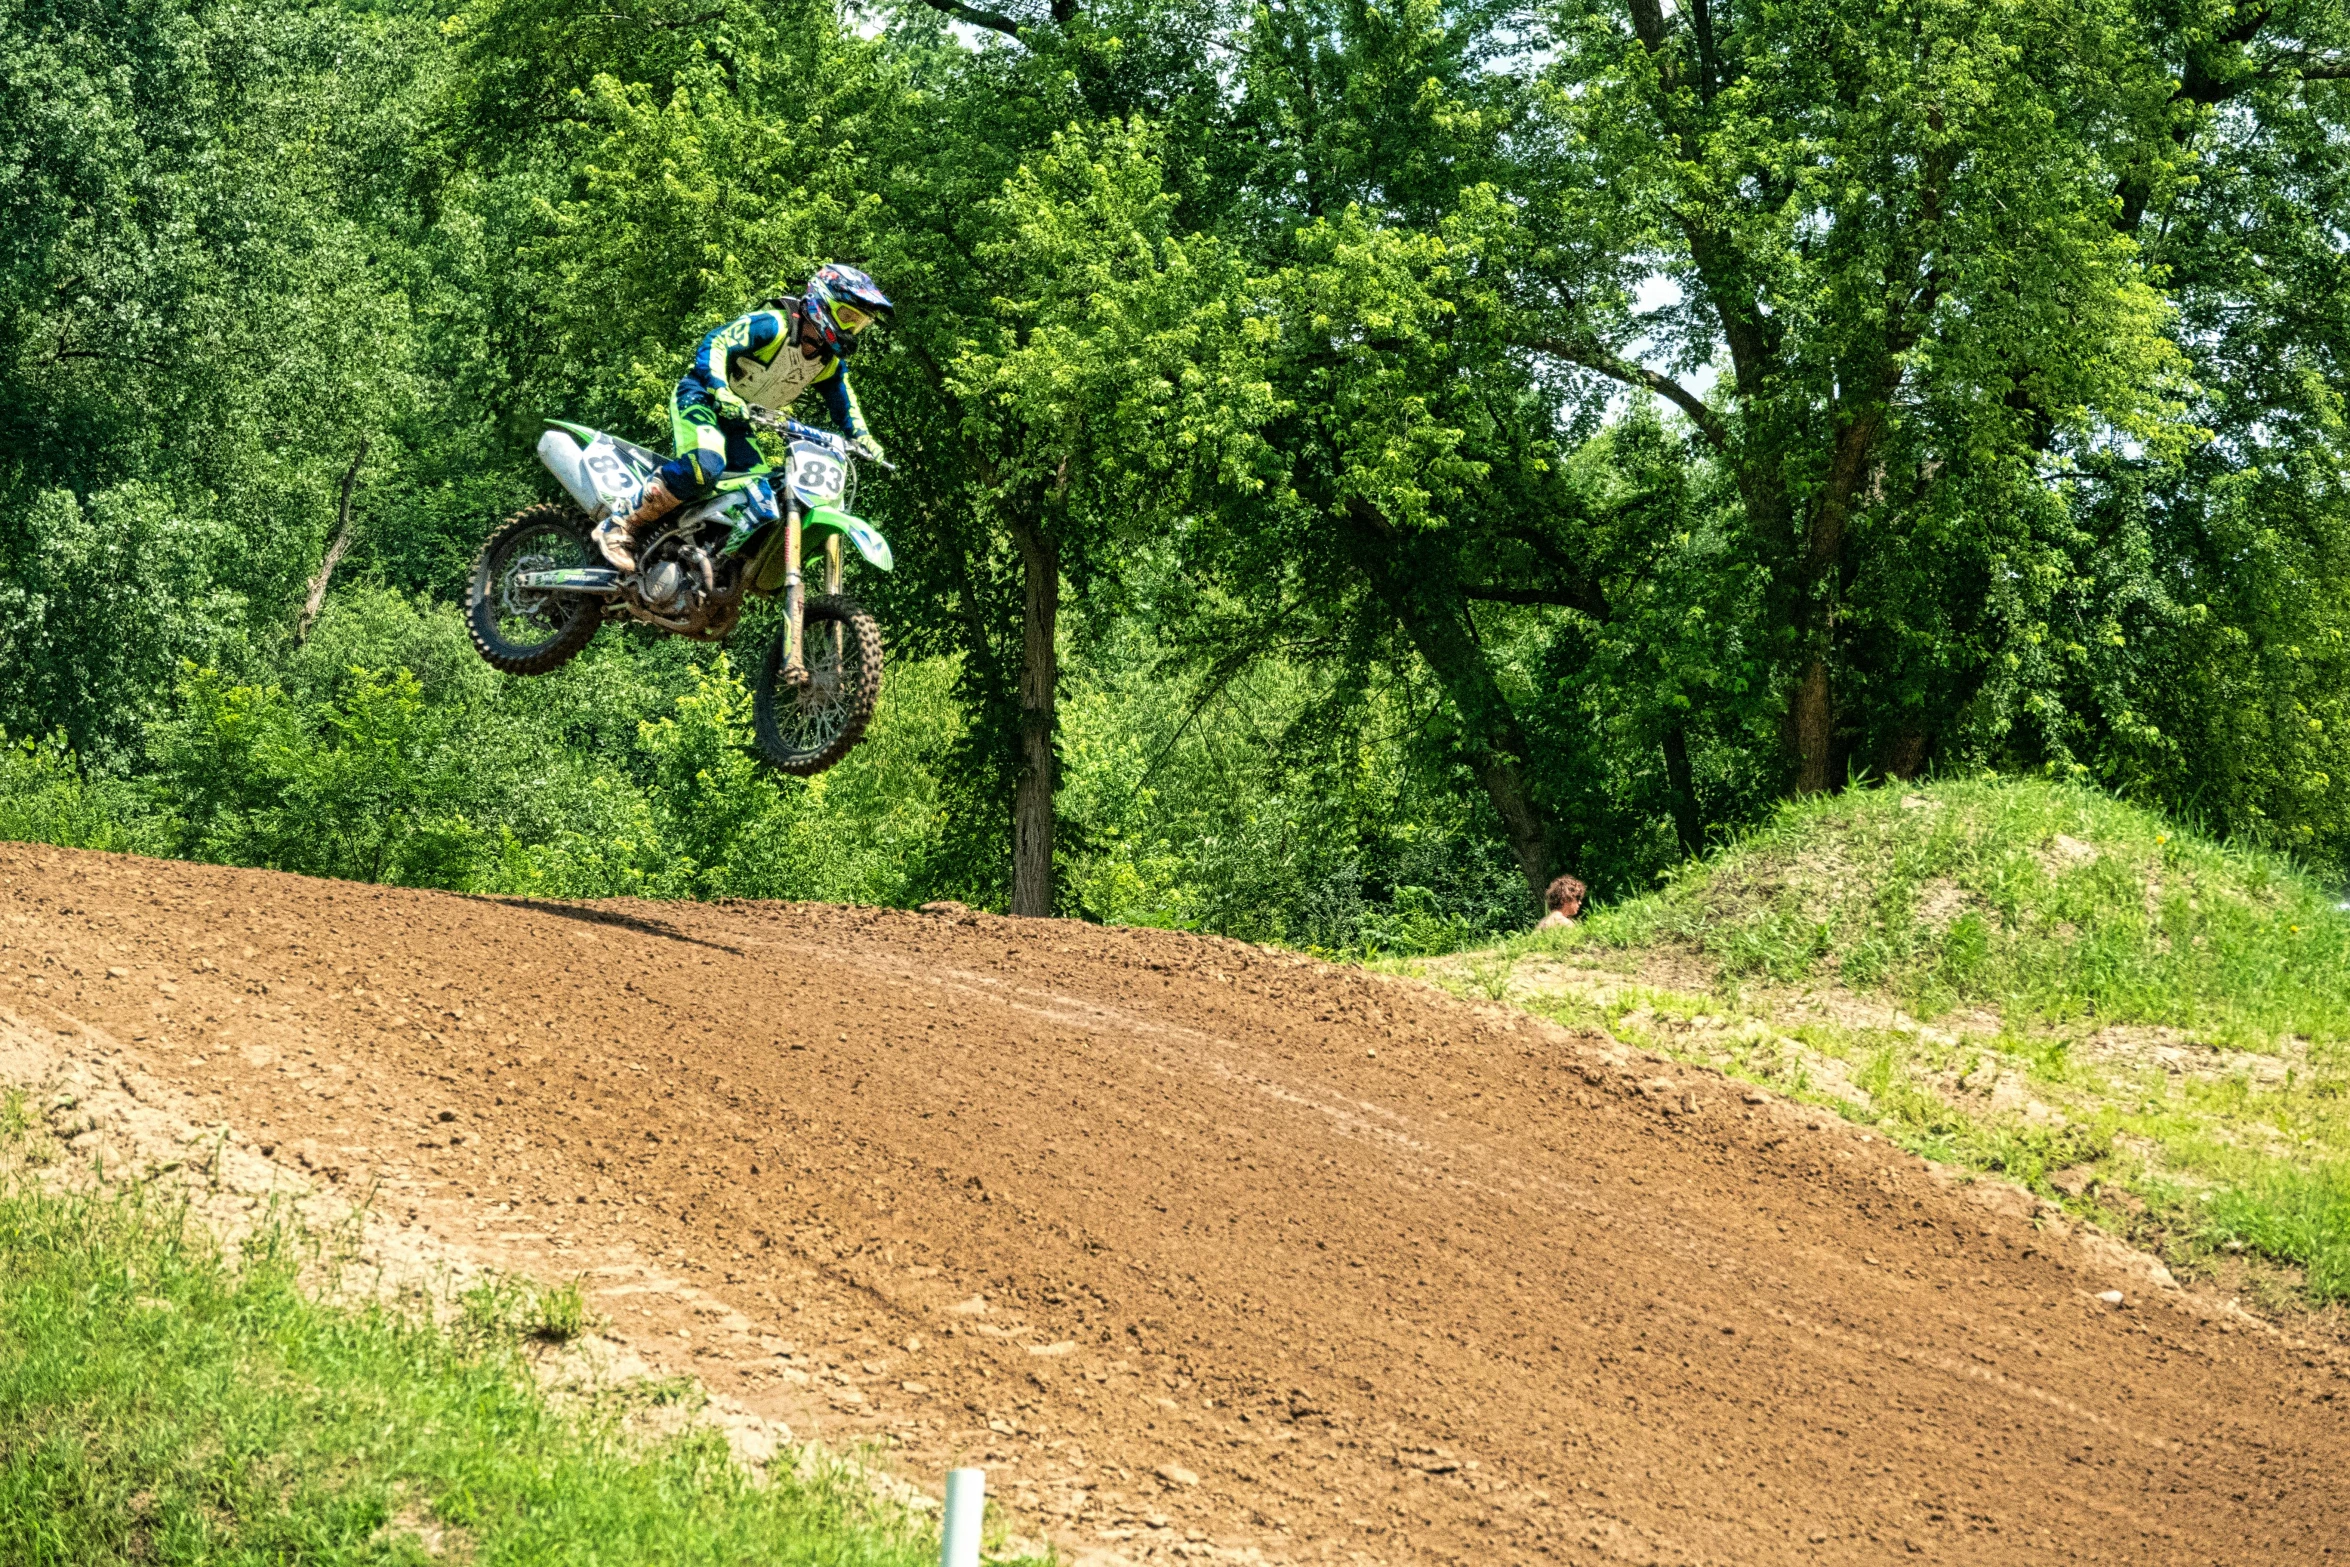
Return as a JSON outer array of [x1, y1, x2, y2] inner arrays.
[[4, 844, 2344, 1563]]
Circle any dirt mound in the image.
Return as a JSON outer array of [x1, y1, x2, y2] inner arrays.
[[5, 843, 2346, 1564]]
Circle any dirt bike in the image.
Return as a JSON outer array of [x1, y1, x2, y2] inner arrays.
[[464, 410, 894, 775]]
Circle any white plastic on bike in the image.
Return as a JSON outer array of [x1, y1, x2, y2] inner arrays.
[[787, 441, 848, 506], [537, 427, 663, 519]]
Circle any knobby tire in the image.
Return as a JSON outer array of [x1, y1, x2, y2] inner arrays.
[[753, 595, 883, 776], [466, 502, 603, 675]]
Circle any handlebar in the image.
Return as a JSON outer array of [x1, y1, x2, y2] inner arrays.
[[748, 408, 898, 473]]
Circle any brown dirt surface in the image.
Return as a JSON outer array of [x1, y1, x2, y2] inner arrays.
[[4, 843, 2347, 1565]]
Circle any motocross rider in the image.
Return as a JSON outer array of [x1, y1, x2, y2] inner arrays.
[[595, 263, 894, 572]]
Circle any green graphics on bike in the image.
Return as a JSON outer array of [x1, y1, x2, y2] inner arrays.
[[463, 415, 892, 777]]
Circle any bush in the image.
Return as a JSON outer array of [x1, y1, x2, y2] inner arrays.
[[0, 731, 172, 856]]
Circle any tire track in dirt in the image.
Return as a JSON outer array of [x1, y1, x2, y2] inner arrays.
[[4, 843, 2346, 1565]]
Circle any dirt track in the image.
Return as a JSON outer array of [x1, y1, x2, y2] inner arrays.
[[4, 843, 2346, 1564]]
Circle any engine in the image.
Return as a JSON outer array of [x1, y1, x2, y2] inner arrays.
[[623, 524, 737, 639], [641, 558, 693, 617]]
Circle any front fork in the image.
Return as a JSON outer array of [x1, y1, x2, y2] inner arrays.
[[780, 504, 846, 688]]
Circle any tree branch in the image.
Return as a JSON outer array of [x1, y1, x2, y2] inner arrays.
[[917, 0, 1028, 37], [297, 438, 368, 644], [50, 337, 168, 370], [587, 8, 723, 25], [1521, 336, 1728, 452], [1462, 584, 1601, 609], [2284, 53, 2350, 79]]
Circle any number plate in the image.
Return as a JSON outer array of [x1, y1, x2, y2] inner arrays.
[[787, 442, 847, 506]]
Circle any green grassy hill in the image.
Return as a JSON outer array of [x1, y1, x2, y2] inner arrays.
[[1408, 777, 2350, 1309]]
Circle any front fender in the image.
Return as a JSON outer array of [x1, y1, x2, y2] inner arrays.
[[804, 505, 894, 572]]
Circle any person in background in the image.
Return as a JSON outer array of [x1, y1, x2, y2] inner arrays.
[[1536, 874, 1586, 931]]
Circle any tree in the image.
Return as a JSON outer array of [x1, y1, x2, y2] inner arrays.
[[1524, 0, 2190, 792]]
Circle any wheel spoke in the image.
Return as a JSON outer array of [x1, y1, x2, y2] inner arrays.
[[493, 526, 588, 650], [777, 640, 860, 754], [754, 599, 878, 774]]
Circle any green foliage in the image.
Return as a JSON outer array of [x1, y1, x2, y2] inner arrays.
[[525, 1276, 596, 1344], [0, 591, 970, 909], [1578, 776, 2350, 1047], [0, 732, 170, 857], [155, 663, 485, 888], [0, 1173, 933, 1563], [1058, 621, 1533, 952], [2203, 1165, 2350, 1302], [0, 0, 429, 761], [5, 0, 2349, 942], [953, 118, 1279, 511]]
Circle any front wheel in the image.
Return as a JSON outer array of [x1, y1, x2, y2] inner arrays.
[[753, 595, 883, 776], [466, 502, 603, 675]]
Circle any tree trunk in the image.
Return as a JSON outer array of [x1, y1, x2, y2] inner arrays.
[[1792, 656, 1835, 794], [296, 439, 368, 644], [1008, 507, 1059, 918], [1344, 500, 1555, 900], [1791, 411, 1883, 795], [1879, 729, 1930, 781], [1662, 723, 1703, 858]]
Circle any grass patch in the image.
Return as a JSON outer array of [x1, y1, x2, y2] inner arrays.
[[0, 1162, 955, 1565], [1400, 776, 2350, 1307], [1575, 775, 2350, 1049]]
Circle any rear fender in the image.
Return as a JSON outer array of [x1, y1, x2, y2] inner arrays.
[[803, 504, 894, 572], [536, 422, 663, 520]]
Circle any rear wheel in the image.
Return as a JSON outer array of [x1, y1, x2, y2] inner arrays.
[[467, 502, 603, 675], [753, 595, 883, 776]]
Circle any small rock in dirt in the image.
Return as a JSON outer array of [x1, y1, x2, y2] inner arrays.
[[1155, 1464, 1200, 1488], [437, 1109, 456, 1123], [106, 967, 128, 979], [1743, 1089, 1770, 1104], [2050, 1165, 2096, 1198], [2097, 1290, 2125, 1306]]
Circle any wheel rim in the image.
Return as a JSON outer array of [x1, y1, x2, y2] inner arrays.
[[493, 525, 590, 651], [773, 618, 864, 758]]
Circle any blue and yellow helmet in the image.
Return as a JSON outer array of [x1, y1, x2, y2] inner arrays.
[[802, 263, 894, 359]]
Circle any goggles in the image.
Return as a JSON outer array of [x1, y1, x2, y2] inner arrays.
[[831, 301, 875, 334]]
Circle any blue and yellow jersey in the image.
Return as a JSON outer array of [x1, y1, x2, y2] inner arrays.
[[687, 306, 869, 440]]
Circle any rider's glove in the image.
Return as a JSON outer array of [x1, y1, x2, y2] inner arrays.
[[854, 434, 886, 464], [715, 388, 751, 422]]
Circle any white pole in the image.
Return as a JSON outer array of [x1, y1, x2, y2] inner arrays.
[[940, 1467, 985, 1567]]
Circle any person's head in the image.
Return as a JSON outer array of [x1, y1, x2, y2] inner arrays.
[[796, 263, 893, 360], [1545, 874, 1586, 917]]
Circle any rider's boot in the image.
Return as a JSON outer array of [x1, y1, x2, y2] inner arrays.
[[594, 477, 683, 572]]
